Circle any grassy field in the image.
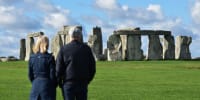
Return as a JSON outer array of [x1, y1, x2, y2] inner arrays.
[[0, 61, 200, 100]]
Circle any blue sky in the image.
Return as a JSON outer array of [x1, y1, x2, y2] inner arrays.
[[0, 0, 200, 58]]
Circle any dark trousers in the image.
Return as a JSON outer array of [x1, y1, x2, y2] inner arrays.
[[62, 83, 88, 100]]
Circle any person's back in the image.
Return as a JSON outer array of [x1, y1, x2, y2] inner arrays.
[[56, 27, 96, 100], [57, 40, 95, 84], [28, 36, 57, 100]]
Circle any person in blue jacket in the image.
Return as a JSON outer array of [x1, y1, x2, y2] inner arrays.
[[56, 27, 96, 100], [28, 35, 57, 100]]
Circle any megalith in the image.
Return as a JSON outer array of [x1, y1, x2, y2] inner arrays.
[[175, 36, 192, 60], [147, 34, 163, 60], [88, 26, 103, 60], [127, 35, 143, 60], [19, 39, 26, 60], [51, 26, 83, 59], [107, 34, 122, 61], [120, 35, 127, 60], [25, 37, 34, 61], [51, 35, 63, 59], [25, 32, 44, 61], [163, 34, 175, 60]]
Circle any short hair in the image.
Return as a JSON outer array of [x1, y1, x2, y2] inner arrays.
[[33, 35, 49, 54], [68, 26, 82, 38]]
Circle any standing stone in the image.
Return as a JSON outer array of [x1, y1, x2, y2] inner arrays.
[[163, 35, 175, 60], [25, 37, 34, 61], [51, 35, 63, 59], [127, 35, 143, 60], [19, 39, 26, 60], [66, 26, 83, 44], [88, 27, 103, 60], [107, 34, 122, 61], [120, 35, 127, 60], [103, 48, 108, 60], [147, 34, 163, 60], [58, 26, 83, 44], [51, 26, 83, 59], [175, 36, 192, 60]]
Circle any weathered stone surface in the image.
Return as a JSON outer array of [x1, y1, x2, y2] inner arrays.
[[51, 35, 63, 59], [27, 32, 44, 37], [107, 34, 122, 61], [88, 27, 103, 60], [51, 26, 84, 59], [126, 35, 143, 60], [115, 29, 171, 36], [120, 35, 143, 60], [58, 26, 83, 44], [163, 35, 175, 60], [147, 34, 163, 60], [19, 39, 26, 60], [120, 35, 127, 60], [175, 36, 192, 60], [103, 48, 108, 60], [25, 37, 34, 61]]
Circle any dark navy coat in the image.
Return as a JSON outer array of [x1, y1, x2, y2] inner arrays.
[[56, 40, 96, 86], [28, 52, 57, 100]]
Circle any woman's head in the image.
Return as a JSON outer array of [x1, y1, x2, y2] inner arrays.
[[33, 35, 49, 54]]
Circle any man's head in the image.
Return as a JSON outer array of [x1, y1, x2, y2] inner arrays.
[[69, 26, 82, 42]]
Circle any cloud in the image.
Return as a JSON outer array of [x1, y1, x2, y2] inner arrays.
[[91, 0, 200, 57], [191, 0, 200, 25], [0, 0, 22, 6], [94, 0, 164, 24], [190, 39, 200, 58], [190, 0, 200, 38], [147, 4, 163, 20], [0, 6, 41, 32], [95, 0, 118, 10], [0, 34, 19, 57], [43, 7, 78, 30], [0, 0, 77, 57]]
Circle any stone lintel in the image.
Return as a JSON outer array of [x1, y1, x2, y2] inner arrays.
[[57, 31, 68, 35], [58, 25, 83, 35], [62, 25, 82, 31], [27, 32, 44, 37], [114, 30, 171, 36]]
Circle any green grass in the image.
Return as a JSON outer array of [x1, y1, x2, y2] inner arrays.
[[0, 61, 200, 100]]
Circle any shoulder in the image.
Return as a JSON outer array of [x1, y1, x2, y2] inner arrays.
[[83, 43, 91, 50], [45, 52, 54, 59], [30, 53, 37, 59], [62, 43, 72, 50]]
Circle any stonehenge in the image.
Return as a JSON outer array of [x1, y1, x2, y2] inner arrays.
[[51, 26, 83, 59], [88, 26, 104, 60], [175, 36, 192, 60], [147, 34, 163, 60], [24, 32, 44, 61], [19, 39, 26, 60], [107, 34, 122, 61], [163, 34, 175, 60], [21, 26, 192, 61]]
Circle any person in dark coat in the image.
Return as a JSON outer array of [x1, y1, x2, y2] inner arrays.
[[28, 35, 57, 100], [56, 26, 96, 100]]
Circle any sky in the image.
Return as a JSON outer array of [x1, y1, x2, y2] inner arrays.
[[0, 0, 200, 58]]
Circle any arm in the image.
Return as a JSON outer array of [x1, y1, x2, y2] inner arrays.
[[88, 48, 96, 83], [56, 48, 65, 88], [49, 55, 57, 87], [28, 57, 34, 83]]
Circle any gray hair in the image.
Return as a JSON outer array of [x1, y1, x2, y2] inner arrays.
[[69, 26, 82, 38]]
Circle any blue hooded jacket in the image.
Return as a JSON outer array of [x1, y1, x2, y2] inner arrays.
[[28, 52, 57, 100]]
